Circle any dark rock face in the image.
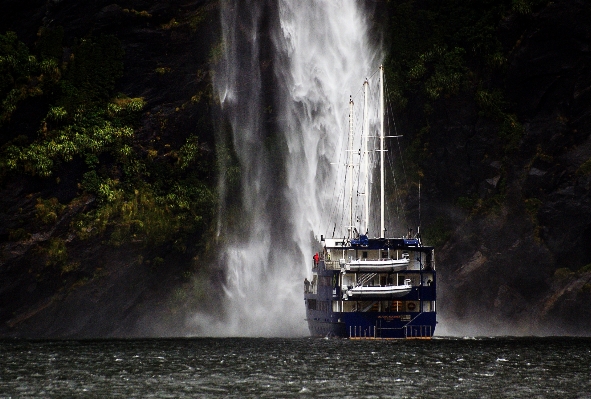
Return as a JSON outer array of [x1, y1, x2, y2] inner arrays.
[[1, 0, 590, 338], [428, 0, 591, 335], [0, 0, 222, 338]]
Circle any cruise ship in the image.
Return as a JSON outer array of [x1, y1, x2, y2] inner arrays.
[[304, 66, 437, 339]]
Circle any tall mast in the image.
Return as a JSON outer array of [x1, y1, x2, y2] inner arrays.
[[380, 65, 385, 238], [363, 79, 369, 235], [348, 96, 354, 238]]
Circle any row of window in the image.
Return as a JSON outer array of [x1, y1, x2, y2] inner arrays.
[[306, 299, 330, 312]]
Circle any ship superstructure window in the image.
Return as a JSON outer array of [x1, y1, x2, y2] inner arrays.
[[342, 274, 355, 287], [362, 251, 368, 259]]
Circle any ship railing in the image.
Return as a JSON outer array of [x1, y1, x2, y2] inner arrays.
[[356, 273, 377, 287], [324, 260, 341, 270], [421, 260, 435, 271], [349, 325, 378, 339], [404, 325, 432, 338], [309, 281, 317, 294], [348, 324, 433, 339]]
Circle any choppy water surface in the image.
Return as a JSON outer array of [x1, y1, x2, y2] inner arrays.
[[1, 337, 590, 398]]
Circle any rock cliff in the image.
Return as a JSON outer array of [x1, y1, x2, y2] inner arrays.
[[393, 0, 591, 335], [0, 0, 223, 338], [1, 0, 590, 337]]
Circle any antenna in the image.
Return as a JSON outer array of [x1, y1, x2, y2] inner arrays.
[[418, 180, 421, 235]]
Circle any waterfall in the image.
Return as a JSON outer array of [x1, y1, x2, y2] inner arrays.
[[206, 0, 380, 336]]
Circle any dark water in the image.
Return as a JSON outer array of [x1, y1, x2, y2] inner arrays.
[[1, 337, 590, 398]]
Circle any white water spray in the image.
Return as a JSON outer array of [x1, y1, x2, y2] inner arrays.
[[205, 0, 380, 336]]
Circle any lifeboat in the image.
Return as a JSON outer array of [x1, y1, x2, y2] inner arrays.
[[344, 253, 410, 272], [343, 279, 412, 299]]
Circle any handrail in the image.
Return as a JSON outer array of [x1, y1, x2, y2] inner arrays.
[[356, 273, 377, 287]]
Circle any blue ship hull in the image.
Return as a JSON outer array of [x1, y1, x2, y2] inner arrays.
[[306, 310, 436, 339]]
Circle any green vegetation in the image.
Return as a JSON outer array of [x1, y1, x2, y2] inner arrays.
[[555, 263, 591, 282], [524, 197, 542, 220], [44, 237, 68, 267], [422, 216, 452, 248], [554, 267, 575, 281], [385, 1, 510, 99], [577, 157, 591, 176], [35, 197, 66, 224], [475, 89, 523, 154], [122, 9, 152, 18], [1, 32, 131, 177], [155, 67, 171, 75], [0, 30, 217, 262], [8, 228, 31, 241], [0, 31, 51, 125], [457, 196, 479, 212], [383, 0, 549, 217], [387, 2, 505, 112]]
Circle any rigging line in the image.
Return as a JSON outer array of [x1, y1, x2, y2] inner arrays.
[[327, 166, 346, 236], [350, 84, 365, 108], [382, 81, 406, 225], [327, 126, 348, 231], [366, 66, 380, 82], [328, 92, 365, 237], [334, 150, 352, 236], [388, 149, 405, 221], [351, 67, 380, 103], [325, 67, 384, 237], [337, 185, 348, 238], [331, 181, 347, 238], [351, 66, 380, 112], [324, 105, 352, 235], [384, 78, 409, 189]]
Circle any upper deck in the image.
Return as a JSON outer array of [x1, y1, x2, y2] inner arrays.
[[319, 236, 435, 272]]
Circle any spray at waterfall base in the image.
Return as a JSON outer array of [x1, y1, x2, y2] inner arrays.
[[303, 67, 437, 339]]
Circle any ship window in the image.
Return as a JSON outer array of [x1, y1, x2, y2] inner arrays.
[[381, 251, 387, 259], [362, 251, 368, 259], [307, 299, 317, 310]]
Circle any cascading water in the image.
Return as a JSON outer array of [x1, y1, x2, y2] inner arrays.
[[207, 0, 380, 336]]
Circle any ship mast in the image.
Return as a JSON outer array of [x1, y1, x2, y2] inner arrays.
[[362, 79, 370, 235], [379, 65, 385, 238], [348, 96, 354, 239]]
